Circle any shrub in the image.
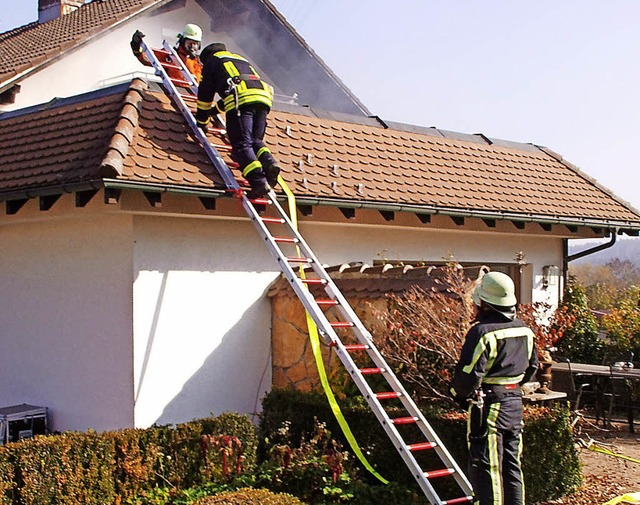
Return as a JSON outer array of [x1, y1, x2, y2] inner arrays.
[[194, 487, 305, 505], [601, 285, 640, 358], [555, 280, 605, 363], [259, 389, 581, 505], [0, 413, 257, 505], [368, 264, 477, 403]]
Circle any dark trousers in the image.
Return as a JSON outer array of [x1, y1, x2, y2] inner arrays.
[[225, 104, 276, 177], [468, 394, 525, 505]]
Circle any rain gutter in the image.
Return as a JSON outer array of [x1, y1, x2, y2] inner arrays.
[[2, 181, 639, 233]]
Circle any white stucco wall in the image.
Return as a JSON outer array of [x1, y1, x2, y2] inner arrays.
[[0, 213, 134, 433], [131, 214, 276, 428]]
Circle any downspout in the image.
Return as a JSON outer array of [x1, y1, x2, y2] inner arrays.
[[562, 229, 618, 298]]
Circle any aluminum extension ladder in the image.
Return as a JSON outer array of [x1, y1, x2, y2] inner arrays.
[[140, 40, 474, 505]]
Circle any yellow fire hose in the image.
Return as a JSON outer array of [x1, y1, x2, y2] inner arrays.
[[279, 178, 388, 484]]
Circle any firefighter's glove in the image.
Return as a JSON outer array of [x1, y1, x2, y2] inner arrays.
[[450, 388, 470, 411], [130, 30, 145, 53]]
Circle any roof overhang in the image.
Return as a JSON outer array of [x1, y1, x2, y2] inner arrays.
[[2, 179, 638, 236]]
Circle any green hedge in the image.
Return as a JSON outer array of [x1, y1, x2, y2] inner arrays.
[[0, 412, 257, 505], [259, 389, 582, 504]]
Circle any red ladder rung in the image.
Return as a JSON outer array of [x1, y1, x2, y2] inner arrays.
[[153, 48, 171, 57], [171, 78, 191, 87], [424, 468, 455, 479], [360, 367, 384, 375], [443, 497, 474, 504], [316, 299, 339, 306], [228, 161, 240, 168], [261, 217, 285, 224], [161, 62, 181, 71], [287, 257, 312, 263], [274, 236, 298, 243], [343, 343, 368, 351], [408, 441, 435, 451], [330, 321, 354, 328], [376, 392, 402, 400], [301, 278, 326, 285], [391, 416, 418, 425], [249, 197, 270, 205]]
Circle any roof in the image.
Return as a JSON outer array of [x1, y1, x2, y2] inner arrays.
[[1, 78, 639, 232], [0, 0, 163, 92]]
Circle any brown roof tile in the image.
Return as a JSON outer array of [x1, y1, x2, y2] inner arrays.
[[0, 0, 161, 89], [0, 77, 638, 229]]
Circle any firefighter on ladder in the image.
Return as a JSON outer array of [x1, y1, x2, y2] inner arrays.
[[195, 43, 281, 200], [450, 272, 538, 505], [130, 23, 204, 83]]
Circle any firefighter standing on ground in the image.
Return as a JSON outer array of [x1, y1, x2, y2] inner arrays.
[[195, 43, 281, 199], [450, 272, 538, 505], [130, 23, 204, 83]]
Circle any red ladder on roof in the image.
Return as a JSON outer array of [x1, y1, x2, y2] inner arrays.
[[140, 40, 474, 505]]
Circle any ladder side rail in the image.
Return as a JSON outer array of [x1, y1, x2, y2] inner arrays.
[[331, 338, 463, 503], [141, 40, 239, 189], [265, 197, 473, 497], [161, 40, 199, 95], [332, 329, 474, 496]]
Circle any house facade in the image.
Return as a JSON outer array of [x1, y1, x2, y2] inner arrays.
[[1, 0, 639, 434]]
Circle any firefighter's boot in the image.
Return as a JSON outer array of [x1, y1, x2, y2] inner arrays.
[[264, 163, 281, 189], [245, 170, 270, 199]]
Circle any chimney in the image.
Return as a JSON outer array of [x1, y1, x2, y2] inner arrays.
[[38, 0, 84, 24]]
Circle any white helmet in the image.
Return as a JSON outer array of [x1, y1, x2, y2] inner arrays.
[[472, 272, 517, 307], [179, 23, 202, 42]]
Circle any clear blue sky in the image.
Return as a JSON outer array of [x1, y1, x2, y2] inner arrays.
[[2, 1, 639, 212]]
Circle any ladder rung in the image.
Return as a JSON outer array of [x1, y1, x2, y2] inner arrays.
[[424, 468, 454, 479], [443, 497, 473, 504], [408, 441, 435, 451], [330, 321, 354, 328], [261, 217, 285, 224], [301, 278, 326, 285], [170, 78, 191, 87], [316, 298, 338, 306], [249, 197, 270, 205], [274, 236, 298, 243], [376, 392, 402, 400], [287, 257, 312, 263], [161, 62, 181, 71], [343, 343, 368, 351], [153, 48, 170, 57], [391, 416, 418, 425], [211, 143, 232, 152], [360, 367, 384, 375], [179, 93, 196, 102]]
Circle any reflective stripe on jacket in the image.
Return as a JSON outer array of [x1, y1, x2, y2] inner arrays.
[[451, 313, 538, 400], [196, 50, 273, 125]]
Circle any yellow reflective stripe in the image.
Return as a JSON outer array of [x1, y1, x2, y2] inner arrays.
[[223, 60, 239, 77], [222, 89, 273, 111], [482, 374, 525, 385], [197, 100, 213, 110], [488, 327, 535, 341], [256, 147, 270, 158], [487, 403, 502, 503], [463, 332, 495, 374], [242, 160, 262, 177]]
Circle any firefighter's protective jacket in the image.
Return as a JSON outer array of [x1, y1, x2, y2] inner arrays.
[[196, 50, 273, 127], [451, 310, 538, 401]]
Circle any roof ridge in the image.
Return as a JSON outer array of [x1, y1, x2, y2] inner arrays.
[[99, 78, 147, 177]]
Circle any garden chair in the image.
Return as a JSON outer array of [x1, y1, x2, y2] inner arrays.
[[601, 362, 640, 433], [552, 357, 603, 422]]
